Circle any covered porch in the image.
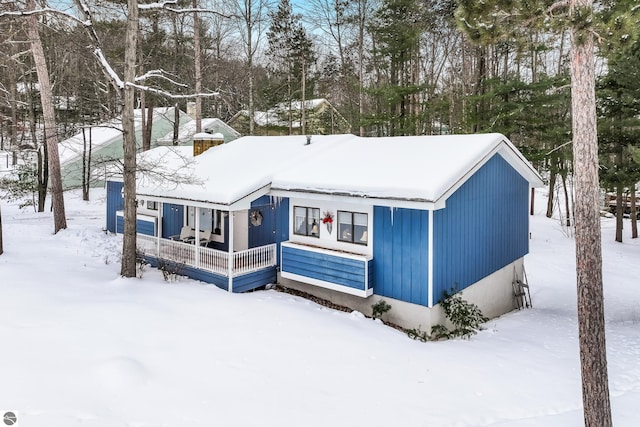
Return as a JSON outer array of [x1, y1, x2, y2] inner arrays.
[[113, 188, 284, 293], [137, 234, 277, 292]]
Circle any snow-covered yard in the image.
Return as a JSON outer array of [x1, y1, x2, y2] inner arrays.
[[1, 189, 639, 426]]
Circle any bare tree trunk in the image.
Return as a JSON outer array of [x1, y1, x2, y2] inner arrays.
[[569, 1, 612, 425], [81, 127, 92, 201], [248, 8, 255, 136], [173, 102, 180, 145], [357, 0, 367, 137], [37, 144, 48, 211], [546, 171, 556, 218], [301, 60, 306, 135], [631, 188, 637, 239], [143, 101, 153, 151], [26, 0, 67, 233], [193, 1, 202, 133], [530, 187, 535, 216], [120, 0, 139, 278], [615, 184, 623, 243], [561, 170, 571, 226], [8, 20, 18, 151]]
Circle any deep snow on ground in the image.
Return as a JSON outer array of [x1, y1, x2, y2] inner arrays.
[[0, 189, 639, 427]]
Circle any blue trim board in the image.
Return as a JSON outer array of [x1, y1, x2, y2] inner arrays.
[[432, 154, 529, 304]]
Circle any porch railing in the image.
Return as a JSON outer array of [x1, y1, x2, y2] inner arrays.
[[136, 235, 276, 277]]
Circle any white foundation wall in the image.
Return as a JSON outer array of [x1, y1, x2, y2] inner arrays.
[[277, 257, 524, 332]]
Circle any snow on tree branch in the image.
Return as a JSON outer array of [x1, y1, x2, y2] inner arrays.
[[125, 82, 219, 100], [0, 8, 87, 26], [135, 70, 188, 88]]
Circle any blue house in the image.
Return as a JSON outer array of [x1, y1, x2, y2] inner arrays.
[[105, 133, 543, 329]]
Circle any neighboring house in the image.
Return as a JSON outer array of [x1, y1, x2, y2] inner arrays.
[[105, 133, 543, 330], [228, 98, 351, 136], [58, 107, 191, 190], [155, 117, 241, 145]]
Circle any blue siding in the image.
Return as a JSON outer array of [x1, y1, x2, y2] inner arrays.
[[249, 196, 276, 248], [433, 154, 529, 304], [372, 206, 429, 306], [106, 181, 124, 232], [162, 204, 183, 239], [281, 245, 369, 291], [116, 216, 156, 236], [249, 196, 289, 266], [233, 267, 277, 293]]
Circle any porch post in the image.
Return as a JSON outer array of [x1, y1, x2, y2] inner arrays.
[[195, 207, 201, 268], [157, 201, 163, 255], [228, 210, 234, 292]]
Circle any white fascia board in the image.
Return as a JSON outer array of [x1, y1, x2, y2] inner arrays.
[[281, 271, 373, 298], [269, 189, 437, 211], [137, 184, 272, 212], [433, 140, 544, 209]]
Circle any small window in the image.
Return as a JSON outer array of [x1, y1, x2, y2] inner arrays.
[[294, 206, 320, 237], [146, 200, 158, 210], [337, 211, 368, 245]]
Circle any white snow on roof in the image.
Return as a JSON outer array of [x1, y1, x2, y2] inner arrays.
[[58, 107, 176, 165], [271, 133, 542, 204], [137, 135, 352, 206], [136, 133, 542, 208]]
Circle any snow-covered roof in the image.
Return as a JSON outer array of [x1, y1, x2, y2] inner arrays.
[[136, 133, 542, 210], [156, 118, 240, 144], [136, 135, 351, 208], [271, 133, 544, 208], [58, 107, 177, 166]]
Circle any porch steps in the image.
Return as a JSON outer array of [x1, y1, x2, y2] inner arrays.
[[513, 266, 532, 310]]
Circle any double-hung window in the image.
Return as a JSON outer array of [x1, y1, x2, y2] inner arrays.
[[294, 206, 320, 237], [337, 211, 368, 245]]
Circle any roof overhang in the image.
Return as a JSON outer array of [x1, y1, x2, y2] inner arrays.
[[137, 184, 271, 211], [268, 188, 437, 210]]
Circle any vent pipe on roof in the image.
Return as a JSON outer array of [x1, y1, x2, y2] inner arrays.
[[306, 135, 311, 145]]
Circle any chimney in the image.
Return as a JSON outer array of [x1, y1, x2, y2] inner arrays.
[[193, 132, 224, 156]]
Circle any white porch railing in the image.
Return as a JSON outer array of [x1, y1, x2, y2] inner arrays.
[[136, 235, 276, 277], [233, 244, 277, 275]]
